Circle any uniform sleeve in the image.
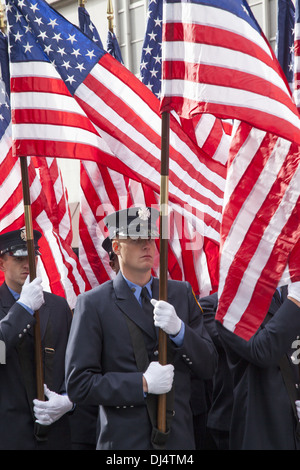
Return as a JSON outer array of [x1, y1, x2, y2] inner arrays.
[[0, 303, 36, 354], [173, 283, 218, 380], [217, 299, 300, 367], [200, 293, 221, 347]]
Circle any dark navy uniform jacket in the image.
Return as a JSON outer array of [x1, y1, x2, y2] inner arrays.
[[66, 271, 217, 450], [0, 282, 72, 450], [217, 297, 300, 450]]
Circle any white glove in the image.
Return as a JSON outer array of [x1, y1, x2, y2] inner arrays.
[[288, 282, 300, 303], [151, 299, 182, 336], [295, 400, 300, 420], [143, 361, 174, 394], [33, 384, 73, 426], [18, 276, 44, 311]]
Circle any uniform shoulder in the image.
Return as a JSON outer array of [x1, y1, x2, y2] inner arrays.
[[167, 279, 191, 291], [199, 292, 218, 308], [77, 279, 114, 301], [43, 290, 70, 307]]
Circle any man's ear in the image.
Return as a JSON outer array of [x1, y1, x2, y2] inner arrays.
[[0, 256, 6, 272], [112, 239, 120, 256]]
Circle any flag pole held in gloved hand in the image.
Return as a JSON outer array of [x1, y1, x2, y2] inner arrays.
[[19, 156, 44, 403], [158, 111, 170, 433]]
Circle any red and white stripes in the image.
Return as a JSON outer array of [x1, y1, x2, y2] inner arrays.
[[161, 0, 300, 145], [216, 122, 300, 339]]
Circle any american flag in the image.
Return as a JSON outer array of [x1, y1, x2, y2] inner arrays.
[[7, 0, 225, 256], [107, 30, 124, 64], [0, 140, 90, 310], [32, 156, 73, 247], [138, 0, 229, 294], [78, 5, 103, 49], [139, 0, 226, 294], [140, 0, 163, 98], [158, 0, 300, 339], [216, 122, 300, 339], [77, 6, 126, 286], [276, 0, 295, 92], [79, 5, 123, 63], [0, 153, 91, 308], [77, 1, 216, 294], [79, 162, 128, 286], [8, 1, 112, 163], [0, 31, 10, 95], [294, 0, 300, 110], [140, 0, 231, 165], [0, 27, 90, 307], [80, 159, 218, 294], [160, 0, 300, 146]]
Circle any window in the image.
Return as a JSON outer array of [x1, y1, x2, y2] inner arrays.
[[248, 0, 277, 51], [114, 0, 147, 75]]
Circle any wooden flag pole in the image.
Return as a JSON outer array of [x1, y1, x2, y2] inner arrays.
[[0, 3, 5, 32], [157, 111, 170, 432], [107, 0, 114, 32], [19, 156, 44, 401]]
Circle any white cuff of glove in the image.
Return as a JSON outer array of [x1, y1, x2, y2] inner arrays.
[[143, 361, 174, 395], [295, 400, 300, 420], [19, 276, 45, 312], [288, 282, 300, 303], [33, 384, 73, 426], [151, 299, 182, 336]]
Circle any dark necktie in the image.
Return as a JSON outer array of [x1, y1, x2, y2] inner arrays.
[[140, 286, 157, 343], [273, 289, 282, 307], [140, 286, 153, 317], [281, 285, 288, 301]]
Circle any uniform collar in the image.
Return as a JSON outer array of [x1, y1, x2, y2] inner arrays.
[[7, 286, 20, 301], [122, 273, 153, 304]]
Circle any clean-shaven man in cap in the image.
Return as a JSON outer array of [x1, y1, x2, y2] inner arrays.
[[0, 228, 73, 449], [66, 207, 217, 450]]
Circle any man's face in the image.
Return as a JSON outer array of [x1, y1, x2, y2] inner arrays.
[[112, 237, 156, 281], [0, 254, 31, 293]]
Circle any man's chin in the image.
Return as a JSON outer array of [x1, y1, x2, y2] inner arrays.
[[140, 262, 153, 271]]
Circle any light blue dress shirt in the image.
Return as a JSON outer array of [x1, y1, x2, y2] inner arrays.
[[8, 286, 34, 315]]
